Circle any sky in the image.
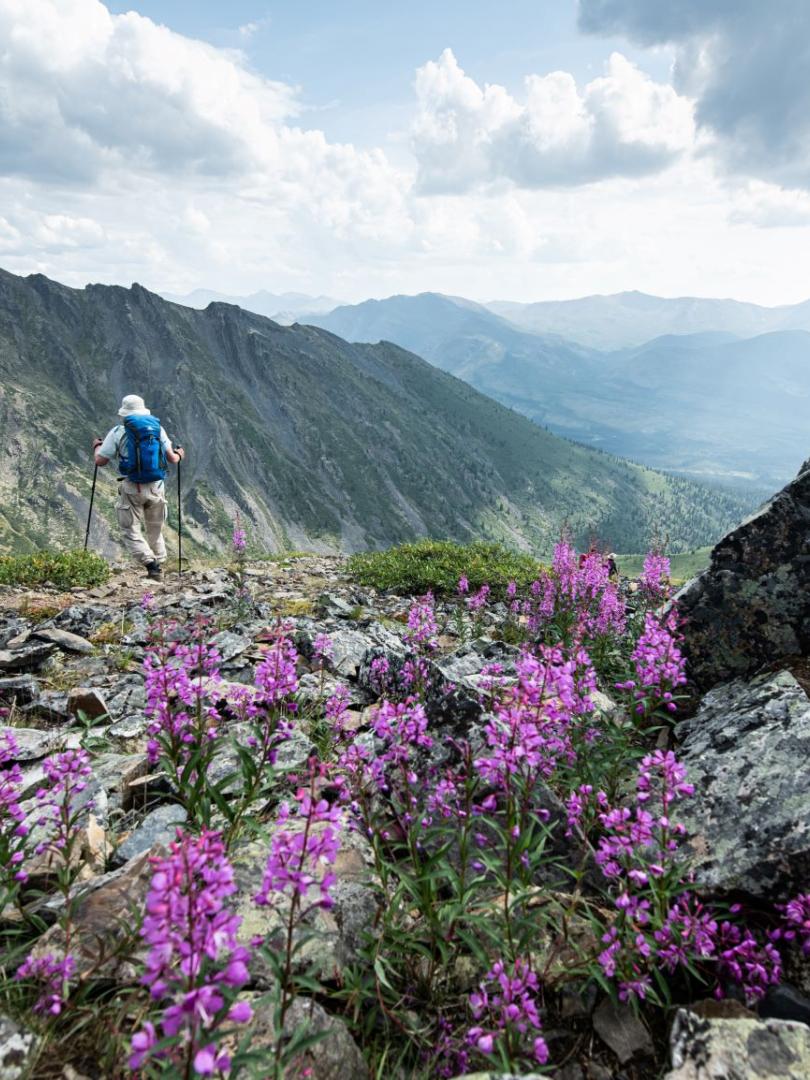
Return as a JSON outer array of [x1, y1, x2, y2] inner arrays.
[[2, 0, 810, 305]]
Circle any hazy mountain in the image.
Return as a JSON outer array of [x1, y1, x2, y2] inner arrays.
[[161, 288, 341, 325], [486, 290, 810, 350], [308, 293, 808, 489], [0, 269, 752, 558], [307, 291, 595, 388]]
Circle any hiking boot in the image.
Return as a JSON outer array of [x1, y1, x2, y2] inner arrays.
[[145, 560, 163, 581]]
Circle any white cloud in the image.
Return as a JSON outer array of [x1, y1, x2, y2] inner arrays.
[[1, 0, 810, 308], [729, 182, 810, 229], [579, 0, 810, 191], [0, 0, 298, 182], [411, 49, 695, 192]]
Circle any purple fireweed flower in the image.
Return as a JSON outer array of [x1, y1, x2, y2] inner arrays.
[[232, 523, 247, 553], [475, 646, 595, 792], [34, 748, 93, 855], [467, 584, 490, 614], [640, 550, 670, 602], [782, 894, 810, 955], [457, 575, 469, 595], [131, 829, 251, 1073], [312, 633, 334, 662], [254, 632, 299, 710], [143, 623, 223, 767], [325, 684, 352, 735], [619, 610, 687, 714], [141, 590, 155, 610], [255, 790, 343, 910], [655, 894, 718, 972], [16, 953, 76, 1015], [713, 920, 782, 1002], [404, 593, 439, 651], [0, 730, 29, 885], [467, 958, 549, 1066]]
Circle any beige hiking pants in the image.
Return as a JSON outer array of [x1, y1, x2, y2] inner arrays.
[[116, 480, 167, 565]]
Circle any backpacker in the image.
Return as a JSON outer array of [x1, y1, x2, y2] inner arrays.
[[121, 415, 167, 483]]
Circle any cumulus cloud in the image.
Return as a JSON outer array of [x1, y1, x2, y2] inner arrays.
[[0, 0, 411, 241], [0, 0, 304, 182], [411, 48, 694, 192], [578, 0, 810, 190]]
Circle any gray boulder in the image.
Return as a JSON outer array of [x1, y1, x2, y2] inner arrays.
[[675, 670, 810, 897], [676, 459, 810, 691], [0, 1015, 37, 1080], [666, 1009, 810, 1079], [241, 994, 368, 1079]]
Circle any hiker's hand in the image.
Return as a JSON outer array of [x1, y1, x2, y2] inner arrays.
[[175, 447, 184, 460], [92, 438, 102, 450]]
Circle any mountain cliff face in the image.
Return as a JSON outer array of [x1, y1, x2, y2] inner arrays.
[[0, 269, 752, 558]]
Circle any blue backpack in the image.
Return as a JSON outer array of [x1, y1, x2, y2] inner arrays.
[[121, 415, 167, 483]]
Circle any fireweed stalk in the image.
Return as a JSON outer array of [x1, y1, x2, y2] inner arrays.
[[143, 617, 224, 819], [474, 646, 596, 954], [570, 752, 781, 1004], [254, 768, 343, 1070], [467, 958, 549, 1069], [221, 626, 299, 848], [16, 748, 93, 1016], [129, 829, 252, 1076], [230, 516, 252, 620], [0, 729, 30, 907]]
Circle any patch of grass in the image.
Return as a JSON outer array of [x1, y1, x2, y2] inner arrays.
[[616, 546, 712, 584], [277, 598, 315, 617], [0, 549, 109, 589], [90, 618, 134, 646], [17, 596, 72, 623], [349, 539, 543, 597]]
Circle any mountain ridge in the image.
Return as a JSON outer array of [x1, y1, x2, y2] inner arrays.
[[0, 268, 753, 559]]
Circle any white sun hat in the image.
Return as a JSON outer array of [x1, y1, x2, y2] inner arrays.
[[118, 394, 151, 417]]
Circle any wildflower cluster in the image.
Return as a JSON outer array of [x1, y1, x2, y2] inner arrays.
[[255, 789, 343, 910], [130, 830, 252, 1076], [403, 592, 439, 651], [578, 751, 781, 1004], [0, 730, 29, 895], [143, 620, 223, 770], [475, 646, 596, 793], [467, 958, 548, 1067], [640, 549, 671, 602], [616, 610, 687, 715]]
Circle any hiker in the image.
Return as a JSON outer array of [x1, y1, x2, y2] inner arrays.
[[92, 394, 184, 581], [606, 552, 619, 579]]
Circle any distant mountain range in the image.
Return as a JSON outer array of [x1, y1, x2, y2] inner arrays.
[[161, 288, 341, 325], [0, 269, 752, 558], [486, 290, 810, 350], [308, 292, 810, 489]]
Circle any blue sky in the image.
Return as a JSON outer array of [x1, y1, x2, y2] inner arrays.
[[105, 1, 670, 152], [2, 1, 810, 304]]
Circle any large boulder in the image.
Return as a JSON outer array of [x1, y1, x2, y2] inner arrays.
[[675, 670, 810, 897], [666, 1009, 810, 1080], [676, 459, 810, 691]]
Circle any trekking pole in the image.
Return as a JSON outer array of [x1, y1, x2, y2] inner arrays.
[[175, 444, 183, 576], [84, 458, 99, 551]]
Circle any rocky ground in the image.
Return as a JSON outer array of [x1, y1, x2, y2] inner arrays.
[[2, 493, 810, 1079]]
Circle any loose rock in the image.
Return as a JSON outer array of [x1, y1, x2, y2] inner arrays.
[[676, 669, 810, 897], [0, 1015, 38, 1080], [666, 1009, 810, 1079]]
